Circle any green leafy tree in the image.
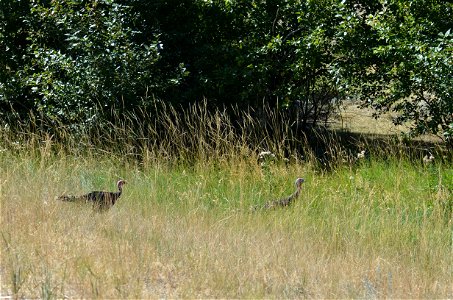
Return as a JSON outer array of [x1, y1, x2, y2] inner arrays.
[[228, 0, 351, 127], [2, 0, 162, 124], [0, 0, 31, 114], [5, 0, 450, 142], [133, 0, 346, 127], [130, 0, 243, 106], [335, 0, 453, 142]]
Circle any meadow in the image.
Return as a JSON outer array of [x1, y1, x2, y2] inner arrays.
[[1, 104, 452, 298]]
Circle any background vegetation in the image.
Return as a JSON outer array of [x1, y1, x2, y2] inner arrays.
[[1, 0, 452, 298], [1, 0, 452, 141]]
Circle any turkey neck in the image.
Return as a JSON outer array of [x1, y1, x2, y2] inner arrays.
[[288, 185, 302, 202], [115, 184, 123, 199]]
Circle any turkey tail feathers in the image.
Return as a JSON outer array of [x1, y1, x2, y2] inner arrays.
[[57, 195, 78, 202]]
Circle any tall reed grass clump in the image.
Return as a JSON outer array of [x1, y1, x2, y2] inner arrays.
[[1, 102, 452, 298]]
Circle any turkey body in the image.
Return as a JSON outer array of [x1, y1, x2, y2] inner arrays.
[[254, 177, 305, 211], [58, 180, 126, 210]]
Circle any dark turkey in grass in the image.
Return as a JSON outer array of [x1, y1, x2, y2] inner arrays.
[[57, 180, 126, 210]]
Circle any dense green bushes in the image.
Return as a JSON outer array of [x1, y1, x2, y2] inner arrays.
[[1, 0, 452, 142]]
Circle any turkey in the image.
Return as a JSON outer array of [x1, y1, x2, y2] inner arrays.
[[58, 180, 126, 210], [253, 177, 305, 211]]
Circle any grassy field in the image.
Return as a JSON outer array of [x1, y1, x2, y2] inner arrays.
[[1, 105, 452, 298]]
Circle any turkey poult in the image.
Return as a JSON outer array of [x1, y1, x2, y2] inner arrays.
[[254, 177, 305, 210], [57, 180, 126, 210]]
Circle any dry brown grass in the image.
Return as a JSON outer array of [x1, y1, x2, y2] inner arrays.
[[332, 102, 444, 143], [1, 150, 452, 298], [0, 103, 452, 298]]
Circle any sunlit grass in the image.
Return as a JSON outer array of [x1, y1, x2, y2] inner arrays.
[[0, 103, 452, 298], [1, 149, 452, 298]]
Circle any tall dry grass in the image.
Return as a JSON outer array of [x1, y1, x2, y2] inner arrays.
[[1, 102, 452, 298]]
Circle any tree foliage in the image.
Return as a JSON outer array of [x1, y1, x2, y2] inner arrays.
[[1, 0, 452, 143], [335, 0, 453, 141], [2, 0, 162, 123]]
